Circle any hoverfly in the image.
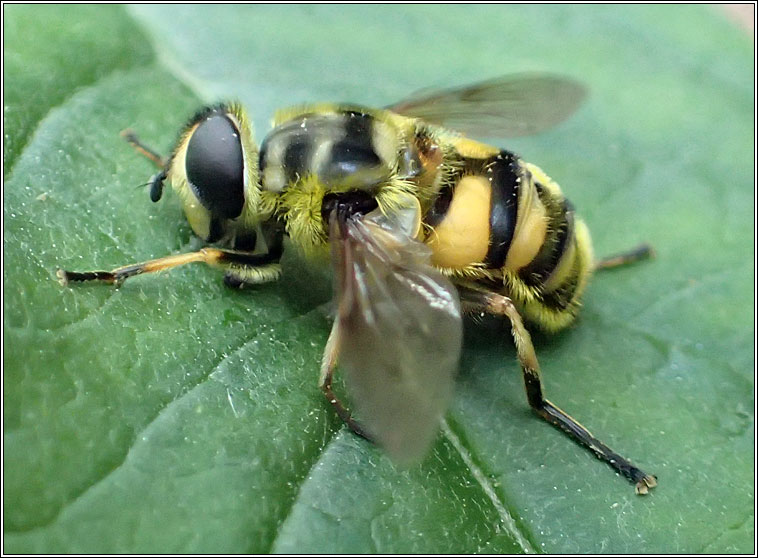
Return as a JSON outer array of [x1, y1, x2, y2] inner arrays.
[[58, 74, 657, 494]]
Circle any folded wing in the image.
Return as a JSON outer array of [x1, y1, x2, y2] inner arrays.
[[331, 211, 463, 465]]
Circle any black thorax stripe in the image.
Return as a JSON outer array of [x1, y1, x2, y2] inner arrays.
[[323, 111, 382, 180], [260, 110, 388, 191]]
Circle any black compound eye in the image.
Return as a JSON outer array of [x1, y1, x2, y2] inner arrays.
[[185, 113, 245, 219]]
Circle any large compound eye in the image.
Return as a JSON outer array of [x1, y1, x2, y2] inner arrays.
[[185, 113, 245, 219]]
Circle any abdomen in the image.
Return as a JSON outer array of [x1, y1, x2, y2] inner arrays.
[[422, 144, 594, 332]]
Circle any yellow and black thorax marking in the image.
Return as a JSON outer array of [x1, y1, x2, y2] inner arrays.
[[257, 105, 421, 255], [259, 105, 417, 194]]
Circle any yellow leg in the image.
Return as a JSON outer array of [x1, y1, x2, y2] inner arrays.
[[459, 285, 657, 494], [57, 248, 281, 288]]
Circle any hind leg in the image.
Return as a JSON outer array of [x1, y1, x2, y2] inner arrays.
[[458, 285, 657, 494], [594, 244, 654, 271]]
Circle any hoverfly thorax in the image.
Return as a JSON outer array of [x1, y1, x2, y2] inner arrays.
[[165, 103, 261, 245], [259, 108, 402, 193], [258, 106, 421, 258]]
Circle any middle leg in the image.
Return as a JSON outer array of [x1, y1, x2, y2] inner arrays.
[[319, 320, 372, 441]]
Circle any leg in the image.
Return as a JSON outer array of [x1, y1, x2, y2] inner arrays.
[[319, 320, 372, 440], [459, 286, 657, 494], [121, 129, 167, 168], [594, 243, 654, 271], [120, 129, 169, 202], [57, 248, 281, 288]]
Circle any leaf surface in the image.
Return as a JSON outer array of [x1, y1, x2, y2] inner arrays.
[[4, 4, 753, 553]]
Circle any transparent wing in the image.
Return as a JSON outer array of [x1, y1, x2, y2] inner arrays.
[[387, 73, 587, 138], [330, 211, 463, 465]]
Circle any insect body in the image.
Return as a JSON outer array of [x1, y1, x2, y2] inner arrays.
[[58, 74, 656, 494]]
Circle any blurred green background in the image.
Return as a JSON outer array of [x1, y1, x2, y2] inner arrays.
[[3, 4, 754, 553]]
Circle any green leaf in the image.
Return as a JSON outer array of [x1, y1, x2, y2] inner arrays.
[[3, 5, 154, 175], [4, 4, 753, 554]]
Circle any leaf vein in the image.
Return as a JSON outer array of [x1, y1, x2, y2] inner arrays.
[[440, 418, 537, 554]]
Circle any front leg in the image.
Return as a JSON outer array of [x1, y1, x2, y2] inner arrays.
[[58, 248, 282, 288]]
